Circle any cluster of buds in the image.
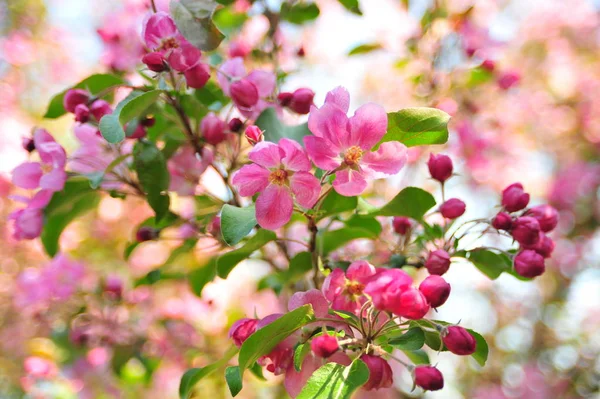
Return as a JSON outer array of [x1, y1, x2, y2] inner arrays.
[[277, 88, 315, 114], [64, 89, 113, 125]]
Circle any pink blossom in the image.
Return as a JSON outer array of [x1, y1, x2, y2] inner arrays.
[[168, 146, 213, 196], [304, 87, 407, 196], [232, 139, 320, 229], [8, 190, 52, 240], [364, 268, 413, 312], [322, 260, 376, 314]]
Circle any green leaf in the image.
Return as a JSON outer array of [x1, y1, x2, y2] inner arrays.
[[163, 239, 198, 267], [345, 215, 381, 236], [257, 251, 312, 294], [170, 0, 225, 51], [378, 108, 450, 148], [318, 191, 357, 220], [337, 0, 362, 15], [318, 227, 378, 255], [225, 366, 243, 397], [470, 330, 489, 366], [213, 7, 248, 33], [44, 74, 126, 119], [195, 81, 230, 110], [188, 258, 217, 296], [281, 3, 320, 24], [216, 229, 277, 278], [348, 43, 382, 56], [255, 107, 311, 145], [220, 204, 257, 245], [297, 359, 369, 399], [293, 342, 311, 371], [238, 305, 314, 375], [361, 187, 436, 220], [117, 90, 162, 125], [402, 349, 430, 365], [133, 141, 171, 221], [388, 327, 425, 350], [179, 346, 238, 399], [467, 248, 512, 280], [99, 114, 126, 144], [41, 177, 101, 256]]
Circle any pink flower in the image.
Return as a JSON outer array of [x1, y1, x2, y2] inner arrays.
[[168, 146, 213, 196], [288, 289, 329, 318], [360, 355, 393, 390], [390, 287, 430, 320], [229, 318, 258, 347], [245, 125, 263, 146], [322, 260, 376, 314], [364, 268, 413, 312], [8, 190, 52, 240], [232, 139, 320, 229], [200, 113, 227, 145], [303, 87, 407, 196]]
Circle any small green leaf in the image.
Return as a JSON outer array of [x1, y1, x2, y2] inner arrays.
[[195, 81, 230, 109], [220, 204, 257, 245], [403, 349, 430, 365], [170, 0, 225, 51], [255, 107, 311, 145], [337, 0, 362, 15], [378, 108, 450, 148], [469, 330, 489, 366], [225, 366, 243, 397], [179, 346, 238, 399], [117, 90, 162, 125], [297, 359, 369, 399], [318, 191, 357, 220], [133, 141, 171, 221], [281, 3, 320, 24], [217, 229, 277, 278], [85, 171, 104, 189], [188, 258, 217, 296], [318, 227, 378, 255], [293, 342, 311, 371], [99, 114, 126, 144], [348, 43, 382, 56], [388, 327, 425, 350], [238, 305, 314, 375], [361, 187, 436, 220], [468, 249, 512, 280]]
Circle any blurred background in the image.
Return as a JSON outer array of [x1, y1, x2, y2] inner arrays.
[[1, 0, 600, 397]]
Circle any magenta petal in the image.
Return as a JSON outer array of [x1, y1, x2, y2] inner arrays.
[[29, 190, 53, 209], [349, 103, 388, 150], [217, 57, 247, 94], [346, 260, 376, 282], [324, 86, 350, 113], [303, 136, 342, 170], [308, 104, 348, 149], [231, 164, 270, 197], [39, 168, 67, 192], [279, 138, 311, 172], [255, 185, 293, 230], [290, 172, 321, 208], [142, 11, 178, 49], [332, 169, 368, 196], [246, 70, 276, 98], [12, 162, 43, 189], [248, 141, 283, 169], [284, 354, 322, 398], [361, 141, 407, 177], [288, 289, 329, 318], [322, 268, 345, 302]]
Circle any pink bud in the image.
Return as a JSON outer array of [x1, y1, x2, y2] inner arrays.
[[277, 92, 293, 106], [414, 366, 444, 391], [425, 249, 451, 275], [142, 52, 167, 72], [201, 113, 227, 145], [530, 234, 555, 258], [514, 250, 545, 278], [22, 137, 35, 152], [443, 326, 476, 355], [63, 89, 89, 113], [439, 198, 466, 219], [136, 226, 159, 242], [492, 212, 513, 230], [480, 59, 495, 72], [512, 216, 541, 246], [140, 115, 156, 127], [128, 124, 147, 139], [90, 100, 113, 120], [502, 183, 530, 212], [498, 70, 520, 90], [526, 205, 558, 232], [364, 269, 412, 312], [229, 318, 258, 347], [228, 118, 243, 132], [360, 355, 393, 390], [245, 125, 263, 146], [310, 335, 339, 358], [74, 104, 90, 123], [289, 88, 315, 114], [419, 275, 451, 308], [297, 46, 306, 57], [184, 63, 210, 89], [104, 275, 123, 299], [391, 287, 430, 320], [427, 153, 453, 183], [230, 78, 259, 108], [228, 40, 251, 58], [392, 216, 412, 235], [207, 216, 221, 237]]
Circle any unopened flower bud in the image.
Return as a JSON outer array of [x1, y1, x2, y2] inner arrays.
[[297, 46, 306, 57], [228, 318, 258, 347], [201, 113, 227, 145], [442, 326, 476, 355], [230, 78, 259, 108], [425, 249, 451, 275], [277, 92, 293, 107], [502, 182, 530, 212], [310, 335, 339, 358], [480, 59, 495, 72], [74, 104, 90, 123], [512, 216, 541, 246], [245, 125, 263, 146], [22, 137, 35, 153], [142, 52, 167, 72], [514, 249, 545, 278], [526, 205, 558, 232], [427, 153, 453, 183], [419, 275, 451, 308], [136, 226, 159, 242], [498, 70, 520, 90], [184, 63, 210, 89], [104, 275, 123, 299], [140, 115, 156, 127], [414, 366, 444, 391], [392, 216, 412, 235], [439, 198, 466, 219], [128, 124, 147, 139], [228, 118, 243, 132], [391, 287, 430, 320], [288, 88, 315, 114], [360, 355, 393, 391], [90, 100, 113, 120], [207, 216, 221, 238], [492, 212, 513, 230], [530, 234, 555, 258], [64, 89, 89, 113], [228, 40, 251, 58]]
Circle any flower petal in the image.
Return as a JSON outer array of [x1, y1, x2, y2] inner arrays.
[[29, 190, 53, 209], [308, 103, 349, 148], [288, 289, 329, 318], [332, 168, 368, 196], [12, 162, 43, 189], [217, 57, 246, 94], [142, 11, 178, 49], [279, 138, 311, 172], [324, 86, 350, 113], [255, 184, 293, 230], [248, 141, 283, 169], [231, 164, 270, 197], [303, 136, 342, 170], [348, 103, 388, 150], [361, 141, 407, 177], [246, 70, 276, 98], [290, 172, 321, 208], [39, 168, 67, 192]]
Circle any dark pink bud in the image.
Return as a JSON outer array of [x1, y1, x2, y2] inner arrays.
[[514, 250, 545, 278], [427, 153, 453, 183], [443, 326, 476, 355], [228, 40, 251, 58], [245, 125, 263, 146], [512, 216, 541, 246], [128, 124, 147, 139], [392, 216, 412, 235], [419, 275, 451, 308], [414, 366, 444, 391], [103, 275, 123, 299], [502, 183, 530, 212], [140, 115, 156, 127], [228, 118, 243, 132], [360, 355, 393, 391], [207, 216, 221, 237], [90, 100, 113, 120], [364, 269, 412, 312], [277, 92, 293, 106], [297, 46, 306, 57], [530, 234, 555, 258], [230, 78, 259, 108], [142, 52, 167, 72], [439, 198, 466, 219], [63, 89, 89, 113], [492, 212, 513, 230], [390, 287, 430, 320], [184, 63, 210, 89], [310, 335, 339, 358], [136, 226, 159, 242], [289, 88, 315, 114], [229, 318, 258, 347], [527, 205, 558, 232], [201, 113, 227, 145], [22, 137, 35, 152], [480, 59, 495, 72], [498, 70, 520, 90], [425, 249, 451, 276], [74, 104, 90, 123]]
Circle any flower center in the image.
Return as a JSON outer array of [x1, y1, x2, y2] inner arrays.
[[345, 280, 365, 297], [343, 146, 363, 166], [161, 37, 179, 51], [269, 169, 288, 185]]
